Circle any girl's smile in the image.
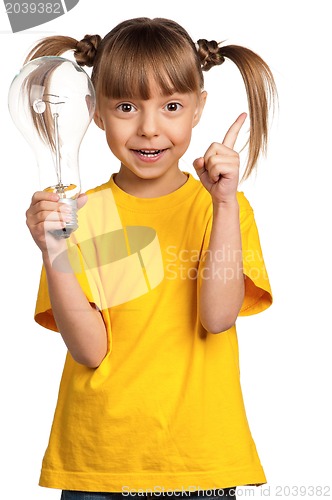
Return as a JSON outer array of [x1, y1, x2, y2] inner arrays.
[[131, 148, 168, 162]]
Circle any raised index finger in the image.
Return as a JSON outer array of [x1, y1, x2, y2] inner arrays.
[[222, 112, 247, 150]]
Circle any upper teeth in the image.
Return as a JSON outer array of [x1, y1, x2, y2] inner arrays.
[[140, 150, 160, 154]]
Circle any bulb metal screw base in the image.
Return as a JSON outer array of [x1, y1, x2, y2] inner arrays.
[[51, 198, 78, 239]]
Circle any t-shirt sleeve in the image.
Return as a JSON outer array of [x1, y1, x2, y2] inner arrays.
[[238, 192, 272, 315]]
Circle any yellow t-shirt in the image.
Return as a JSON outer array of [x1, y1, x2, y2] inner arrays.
[[35, 173, 272, 492]]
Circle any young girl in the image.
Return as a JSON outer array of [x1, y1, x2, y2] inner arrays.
[[25, 17, 276, 500]]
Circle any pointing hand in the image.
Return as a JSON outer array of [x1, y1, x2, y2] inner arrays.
[[193, 113, 247, 204]]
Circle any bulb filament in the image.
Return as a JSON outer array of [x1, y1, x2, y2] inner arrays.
[[53, 112, 63, 195]]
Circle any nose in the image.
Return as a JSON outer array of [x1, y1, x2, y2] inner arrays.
[[137, 110, 160, 138]]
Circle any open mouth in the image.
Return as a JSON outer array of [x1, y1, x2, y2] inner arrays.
[[135, 149, 165, 158]]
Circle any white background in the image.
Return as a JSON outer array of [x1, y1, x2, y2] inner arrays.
[[1, 1, 331, 499]]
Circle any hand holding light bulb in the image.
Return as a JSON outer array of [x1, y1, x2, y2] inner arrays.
[[8, 56, 96, 239], [25, 190, 88, 257]]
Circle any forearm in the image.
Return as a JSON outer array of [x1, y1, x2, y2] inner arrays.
[[199, 200, 244, 333], [42, 251, 107, 368]]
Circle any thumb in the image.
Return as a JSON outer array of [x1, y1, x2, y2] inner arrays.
[[77, 193, 88, 210], [193, 157, 205, 175]]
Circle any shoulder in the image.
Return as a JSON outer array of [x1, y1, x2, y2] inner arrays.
[[85, 178, 112, 197], [236, 190, 252, 210], [236, 192, 257, 233]]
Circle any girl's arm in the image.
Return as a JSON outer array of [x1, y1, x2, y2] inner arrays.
[[198, 200, 244, 333], [42, 253, 107, 368], [194, 113, 247, 333], [27, 192, 107, 368]]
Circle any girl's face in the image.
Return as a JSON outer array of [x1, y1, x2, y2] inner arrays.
[[94, 79, 206, 182]]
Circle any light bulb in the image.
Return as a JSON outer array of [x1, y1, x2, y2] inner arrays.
[[8, 56, 96, 238]]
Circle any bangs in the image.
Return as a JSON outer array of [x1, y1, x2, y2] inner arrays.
[[94, 23, 202, 99]]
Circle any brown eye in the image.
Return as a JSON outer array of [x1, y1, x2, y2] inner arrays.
[[118, 103, 134, 112], [166, 102, 182, 112]]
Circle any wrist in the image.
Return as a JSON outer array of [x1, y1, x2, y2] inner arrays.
[[42, 240, 72, 273], [212, 197, 239, 215]]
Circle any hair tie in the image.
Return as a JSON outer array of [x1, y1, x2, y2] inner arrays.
[[75, 34, 102, 67], [196, 39, 225, 71]]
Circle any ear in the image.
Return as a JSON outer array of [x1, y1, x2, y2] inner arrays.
[[94, 108, 105, 131], [193, 91, 207, 128]]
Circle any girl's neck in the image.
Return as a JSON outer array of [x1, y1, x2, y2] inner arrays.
[[114, 165, 188, 198]]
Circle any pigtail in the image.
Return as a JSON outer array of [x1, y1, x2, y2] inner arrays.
[[24, 34, 102, 68], [197, 40, 277, 179]]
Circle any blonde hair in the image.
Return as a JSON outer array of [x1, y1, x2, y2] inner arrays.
[[25, 17, 277, 179]]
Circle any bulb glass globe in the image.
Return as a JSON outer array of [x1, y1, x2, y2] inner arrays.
[[8, 56, 96, 237]]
